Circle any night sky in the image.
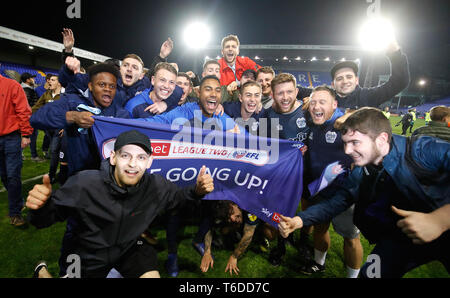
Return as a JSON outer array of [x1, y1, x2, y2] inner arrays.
[[3, 0, 449, 72]]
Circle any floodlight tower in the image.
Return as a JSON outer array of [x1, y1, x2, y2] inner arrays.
[[360, 0, 396, 88], [183, 22, 211, 75]]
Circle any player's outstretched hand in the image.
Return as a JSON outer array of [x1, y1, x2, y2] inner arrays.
[[278, 215, 303, 238]]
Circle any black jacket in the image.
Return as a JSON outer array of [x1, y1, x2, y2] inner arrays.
[[22, 85, 39, 107], [297, 49, 410, 109], [400, 113, 413, 125], [29, 159, 203, 271]]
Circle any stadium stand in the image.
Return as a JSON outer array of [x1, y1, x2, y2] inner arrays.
[[394, 96, 450, 115], [0, 61, 58, 86], [276, 70, 332, 88]]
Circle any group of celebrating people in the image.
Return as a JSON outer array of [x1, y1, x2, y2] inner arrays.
[[0, 27, 448, 278]]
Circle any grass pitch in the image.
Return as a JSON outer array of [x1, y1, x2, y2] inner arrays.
[[0, 118, 448, 278]]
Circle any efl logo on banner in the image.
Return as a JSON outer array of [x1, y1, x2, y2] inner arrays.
[[272, 212, 281, 223]]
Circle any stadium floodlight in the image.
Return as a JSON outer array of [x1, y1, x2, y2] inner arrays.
[[184, 22, 211, 49], [283, 56, 288, 60], [418, 79, 426, 86], [324, 57, 330, 61], [359, 17, 395, 52], [311, 57, 317, 61], [341, 58, 346, 61], [28, 45, 34, 50], [205, 56, 210, 60], [255, 56, 260, 60], [295, 56, 301, 61]]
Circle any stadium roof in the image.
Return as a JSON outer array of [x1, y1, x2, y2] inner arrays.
[[0, 26, 110, 63], [1, 0, 448, 94]]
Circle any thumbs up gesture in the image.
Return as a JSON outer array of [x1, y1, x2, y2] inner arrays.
[[278, 215, 303, 238], [195, 166, 214, 196], [26, 175, 53, 210], [392, 205, 449, 244]]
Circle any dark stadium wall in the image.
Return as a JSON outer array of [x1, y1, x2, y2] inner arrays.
[[0, 38, 98, 73], [0, 39, 61, 70], [0, 39, 34, 66]]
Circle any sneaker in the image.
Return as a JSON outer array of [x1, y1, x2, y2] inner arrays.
[[106, 268, 123, 278], [268, 245, 286, 267], [165, 253, 179, 277], [33, 261, 48, 278], [299, 260, 325, 275], [10, 214, 26, 227]]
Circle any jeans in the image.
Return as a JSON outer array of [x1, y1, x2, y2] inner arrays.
[[42, 131, 50, 153], [59, 217, 78, 277], [401, 124, 409, 135], [0, 131, 24, 216], [193, 201, 214, 244], [166, 209, 182, 254], [409, 121, 415, 133], [30, 127, 39, 158]]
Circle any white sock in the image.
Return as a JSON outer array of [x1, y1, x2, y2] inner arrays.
[[346, 266, 360, 278], [314, 249, 327, 266]]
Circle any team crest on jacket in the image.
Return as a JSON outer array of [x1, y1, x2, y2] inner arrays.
[[296, 117, 306, 128], [290, 132, 308, 143], [325, 131, 337, 143], [247, 213, 258, 222]]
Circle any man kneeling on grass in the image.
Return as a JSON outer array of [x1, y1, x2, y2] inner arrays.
[[27, 130, 214, 278]]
